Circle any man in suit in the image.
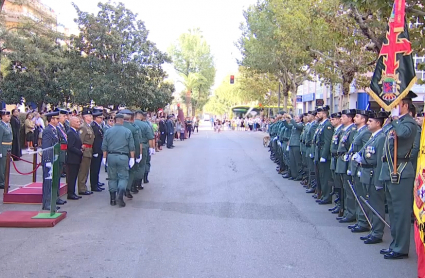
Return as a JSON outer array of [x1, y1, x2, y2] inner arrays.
[[159, 116, 166, 147], [0, 110, 13, 189], [41, 111, 61, 211], [379, 91, 418, 259], [66, 116, 83, 200], [165, 115, 174, 149], [90, 110, 105, 192], [77, 108, 94, 196], [10, 109, 21, 161]]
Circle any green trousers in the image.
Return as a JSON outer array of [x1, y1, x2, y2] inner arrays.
[[353, 174, 369, 229], [365, 183, 385, 239], [289, 146, 301, 178], [318, 161, 332, 202], [107, 154, 129, 192], [137, 148, 148, 179], [145, 150, 151, 174], [342, 174, 356, 220]]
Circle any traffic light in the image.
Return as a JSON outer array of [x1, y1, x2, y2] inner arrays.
[[230, 75, 234, 84]]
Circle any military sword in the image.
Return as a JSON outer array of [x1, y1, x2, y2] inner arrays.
[[347, 180, 372, 228], [360, 196, 391, 228]]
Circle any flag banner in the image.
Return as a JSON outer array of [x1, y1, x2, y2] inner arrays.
[[366, 0, 416, 111], [414, 115, 425, 248]]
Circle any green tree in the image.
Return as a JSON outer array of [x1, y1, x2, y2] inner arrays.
[[168, 28, 215, 116]]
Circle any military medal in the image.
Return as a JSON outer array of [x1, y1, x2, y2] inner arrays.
[[366, 153, 371, 158]]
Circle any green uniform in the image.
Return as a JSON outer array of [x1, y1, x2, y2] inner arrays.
[[0, 121, 13, 188], [102, 124, 135, 192], [283, 124, 291, 170], [330, 125, 344, 191], [314, 119, 334, 202], [134, 119, 154, 178], [379, 114, 417, 254], [349, 125, 372, 228], [335, 123, 357, 219], [411, 124, 421, 171], [123, 121, 141, 191], [286, 119, 303, 179], [359, 129, 386, 239], [300, 123, 310, 177], [306, 121, 318, 185]]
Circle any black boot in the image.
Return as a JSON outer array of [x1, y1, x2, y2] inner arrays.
[[136, 179, 144, 190], [144, 173, 149, 184], [125, 189, 133, 199], [110, 192, 116, 206], [130, 181, 139, 194], [117, 190, 126, 207]]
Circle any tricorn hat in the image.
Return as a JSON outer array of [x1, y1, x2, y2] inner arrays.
[[341, 109, 356, 116], [82, 108, 92, 116], [331, 112, 342, 118], [403, 90, 418, 101], [316, 105, 330, 112], [369, 111, 390, 119]]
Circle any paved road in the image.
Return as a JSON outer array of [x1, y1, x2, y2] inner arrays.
[[0, 127, 418, 277]]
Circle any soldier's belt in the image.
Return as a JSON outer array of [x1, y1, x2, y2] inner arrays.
[[82, 144, 93, 149], [282, 139, 289, 142], [108, 152, 128, 156], [1, 142, 12, 145], [60, 144, 67, 151], [331, 153, 338, 158], [382, 157, 409, 163], [360, 164, 376, 169]]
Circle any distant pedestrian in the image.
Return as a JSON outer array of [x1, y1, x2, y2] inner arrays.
[[180, 123, 185, 141], [10, 109, 21, 161]]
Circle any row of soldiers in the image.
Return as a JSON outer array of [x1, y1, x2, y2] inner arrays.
[[268, 91, 420, 260]]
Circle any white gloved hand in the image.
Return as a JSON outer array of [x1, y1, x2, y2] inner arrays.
[[102, 158, 107, 166], [129, 158, 135, 168], [46, 162, 52, 168], [391, 107, 400, 117], [0, 153, 2, 158], [353, 153, 362, 163], [149, 148, 155, 155], [347, 170, 352, 175], [136, 154, 142, 163], [309, 154, 314, 159], [344, 154, 350, 161], [320, 157, 326, 163], [93, 153, 98, 158], [286, 145, 290, 151]]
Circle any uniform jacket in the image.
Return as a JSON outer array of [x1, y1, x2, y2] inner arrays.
[[330, 125, 344, 171], [288, 119, 304, 147], [123, 121, 141, 157], [165, 119, 174, 135], [335, 123, 357, 174], [306, 121, 318, 157], [359, 129, 385, 189], [0, 121, 13, 157], [349, 125, 372, 173], [79, 122, 95, 158], [91, 121, 104, 156], [102, 124, 135, 155], [314, 118, 333, 162], [57, 123, 68, 163], [41, 124, 59, 163], [66, 127, 83, 165], [411, 124, 421, 171], [159, 120, 166, 135]]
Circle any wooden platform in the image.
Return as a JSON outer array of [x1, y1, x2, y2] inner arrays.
[[0, 211, 67, 228], [3, 182, 67, 204]]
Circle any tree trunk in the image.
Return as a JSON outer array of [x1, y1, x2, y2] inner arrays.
[[37, 101, 44, 112], [185, 90, 191, 117], [283, 94, 288, 111]]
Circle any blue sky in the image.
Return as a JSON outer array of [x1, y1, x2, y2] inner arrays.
[[42, 0, 257, 92]]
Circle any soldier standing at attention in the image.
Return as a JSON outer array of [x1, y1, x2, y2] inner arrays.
[[0, 110, 13, 189], [283, 114, 304, 181], [66, 116, 83, 200], [56, 109, 69, 205], [41, 111, 61, 211], [102, 115, 114, 173], [102, 114, 135, 207], [379, 91, 418, 260], [357, 111, 388, 245], [77, 109, 94, 196], [305, 111, 318, 193], [329, 112, 343, 214], [121, 109, 142, 198], [335, 109, 357, 222], [143, 113, 155, 184], [348, 110, 372, 233], [90, 110, 105, 192]]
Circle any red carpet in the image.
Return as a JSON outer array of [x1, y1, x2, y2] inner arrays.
[[3, 182, 67, 204], [0, 211, 67, 228]]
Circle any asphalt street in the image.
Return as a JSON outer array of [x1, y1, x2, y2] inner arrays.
[[0, 123, 418, 278]]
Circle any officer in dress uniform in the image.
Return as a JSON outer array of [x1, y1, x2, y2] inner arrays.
[[0, 110, 13, 189], [283, 114, 304, 180], [41, 111, 61, 211], [379, 91, 418, 259], [102, 113, 135, 207], [143, 114, 156, 184], [357, 111, 389, 244], [121, 109, 142, 198], [299, 113, 309, 184], [335, 109, 357, 221], [314, 106, 334, 204], [329, 112, 343, 213], [348, 109, 372, 233], [77, 108, 94, 195], [102, 115, 114, 173], [90, 110, 105, 192], [305, 111, 318, 193], [55, 109, 69, 205]]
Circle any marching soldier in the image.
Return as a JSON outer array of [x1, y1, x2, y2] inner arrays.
[[77, 108, 94, 196], [90, 110, 105, 192], [0, 110, 13, 190], [41, 111, 61, 211], [329, 112, 343, 214], [335, 109, 357, 222], [379, 91, 418, 259], [314, 106, 333, 204], [358, 111, 388, 244], [348, 110, 372, 233], [102, 113, 135, 207], [135, 111, 155, 187]]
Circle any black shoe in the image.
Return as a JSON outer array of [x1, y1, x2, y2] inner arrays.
[[380, 248, 392, 255], [78, 191, 92, 195], [331, 208, 340, 214], [351, 226, 370, 233], [318, 200, 332, 205], [336, 216, 345, 220], [305, 188, 315, 193], [315, 199, 322, 203], [312, 194, 318, 199], [76, 195, 82, 199], [328, 205, 338, 211], [110, 192, 116, 206], [98, 182, 105, 187], [282, 174, 290, 179], [360, 234, 371, 240], [348, 224, 358, 229], [130, 185, 139, 194], [0, 185, 4, 189], [117, 190, 126, 207], [136, 179, 144, 190], [384, 251, 408, 259], [92, 187, 102, 192], [125, 189, 133, 199], [143, 173, 149, 184], [67, 194, 79, 200], [288, 177, 294, 180], [294, 176, 303, 181], [42, 206, 60, 211], [339, 218, 356, 223], [364, 236, 383, 244]]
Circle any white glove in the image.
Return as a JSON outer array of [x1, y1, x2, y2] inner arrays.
[[353, 153, 362, 163], [320, 157, 326, 163], [309, 154, 313, 158], [344, 154, 350, 161], [136, 154, 142, 163], [102, 158, 107, 166], [93, 153, 98, 158], [391, 107, 400, 117], [286, 145, 289, 151], [357, 171, 362, 177], [129, 158, 135, 168], [347, 170, 352, 175], [46, 162, 52, 168], [149, 148, 155, 155], [0, 153, 2, 158]]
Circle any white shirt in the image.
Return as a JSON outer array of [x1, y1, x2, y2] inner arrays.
[[343, 123, 355, 131], [371, 128, 382, 138]]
